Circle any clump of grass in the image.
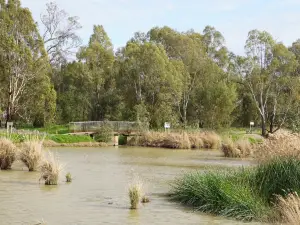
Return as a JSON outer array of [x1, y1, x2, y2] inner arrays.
[[20, 140, 43, 171], [200, 132, 221, 149], [0, 138, 18, 170], [66, 172, 72, 183], [276, 192, 300, 225], [170, 157, 300, 222], [222, 138, 252, 158], [252, 157, 300, 203], [40, 151, 63, 185], [128, 180, 143, 209], [189, 133, 204, 149], [141, 196, 150, 203], [254, 130, 300, 161], [170, 170, 270, 221]]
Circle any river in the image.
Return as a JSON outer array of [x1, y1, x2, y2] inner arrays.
[[0, 146, 267, 225]]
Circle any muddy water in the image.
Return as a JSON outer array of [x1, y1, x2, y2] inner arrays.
[[0, 147, 266, 225]]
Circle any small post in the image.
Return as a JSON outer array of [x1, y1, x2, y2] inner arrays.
[[114, 135, 119, 146], [164, 122, 171, 133], [7, 122, 13, 135], [249, 122, 254, 134]]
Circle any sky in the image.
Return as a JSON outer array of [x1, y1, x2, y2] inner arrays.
[[22, 0, 300, 55]]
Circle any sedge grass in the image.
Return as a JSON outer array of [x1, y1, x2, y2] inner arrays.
[[0, 138, 18, 170], [170, 170, 270, 222], [40, 151, 63, 185], [20, 138, 44, 171], [276, 192, 300, 225], [128, 180, 143, 209]]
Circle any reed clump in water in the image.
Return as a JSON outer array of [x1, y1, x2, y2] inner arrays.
[[20, 140, 44, 171], [40, 151, 63, 185], [128, 180, 143, 209], [222, 138, 252, 158], [170, 157, 300, 222], [128, 131, 221, 150], [141, 196, 150, 203], [66, 172, 72, 183], [0, 138, 18, 170]]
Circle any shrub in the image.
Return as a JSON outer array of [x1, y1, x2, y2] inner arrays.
[[94, 124, 113, 143], [0, 138, 17, 170], [170, 170, 270, 221], [276, 192, 300, 225], [40, 151, 63, 185], [129, 181, 143, 209], [20, 140, 43, 171]]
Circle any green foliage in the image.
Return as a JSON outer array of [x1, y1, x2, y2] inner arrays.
[[171, 158, 300, 221], [252, 157, 300, 203], [94, 124, 113, 143], [66, 172, 72, 183], [171, 170, 270, 221], [49, 135, 94, 143]]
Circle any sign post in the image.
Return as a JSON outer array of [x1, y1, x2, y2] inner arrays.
[[164, 122, 171, 132], [249, 121, 254, 134]]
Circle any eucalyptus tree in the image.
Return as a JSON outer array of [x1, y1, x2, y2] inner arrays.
[[41, 2, 82, 66], [0, 0, 56, 126], [245, 30, 299, 136]]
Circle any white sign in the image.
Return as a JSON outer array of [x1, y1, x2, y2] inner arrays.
[[250, 122, 254, 126], [164, 122, 171, 129]]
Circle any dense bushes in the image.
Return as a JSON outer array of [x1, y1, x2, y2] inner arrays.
[[170, 157, 300, 222]]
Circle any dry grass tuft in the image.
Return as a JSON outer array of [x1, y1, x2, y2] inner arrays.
[[276, 192, 300, 225], [20, 140, 44, 171], [254, 129, 300, 161], [189, 133, 204, 149], [40, 151, 63, 185], [200, 132, 221, 149], [0, 138, 18, 170], [141, 195, 150, 203], [128, 180, 143, 209], [128, 131, 221, 150], [222, 138, 252, 158]]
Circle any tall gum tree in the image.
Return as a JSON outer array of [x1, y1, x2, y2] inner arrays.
[[245, 30, 299, 136], [0, 0, 55, 125]]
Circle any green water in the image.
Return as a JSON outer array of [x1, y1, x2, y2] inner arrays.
[[0, 146, 267, 225]]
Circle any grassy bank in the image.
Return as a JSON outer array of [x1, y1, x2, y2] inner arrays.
[[170, 157, 300, 222]]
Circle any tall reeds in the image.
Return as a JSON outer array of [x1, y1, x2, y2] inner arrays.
[[0, 138, 18, 170], [20, 140, 44, 171], [170, 157, 300, 222], [276, 192, 300, 225], [222, 138, 253, 158], [128, 131, 221, 150], [40, 151, 63, 185], [128, 180, 143, 209]]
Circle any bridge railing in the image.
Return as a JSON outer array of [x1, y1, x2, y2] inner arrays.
[[69, 121, 149, 134]]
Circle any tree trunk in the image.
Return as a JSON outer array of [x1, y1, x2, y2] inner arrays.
[[261, 115, 267, 137]]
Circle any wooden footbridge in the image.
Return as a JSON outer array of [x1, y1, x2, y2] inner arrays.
[[69, 121, 149, 145]]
